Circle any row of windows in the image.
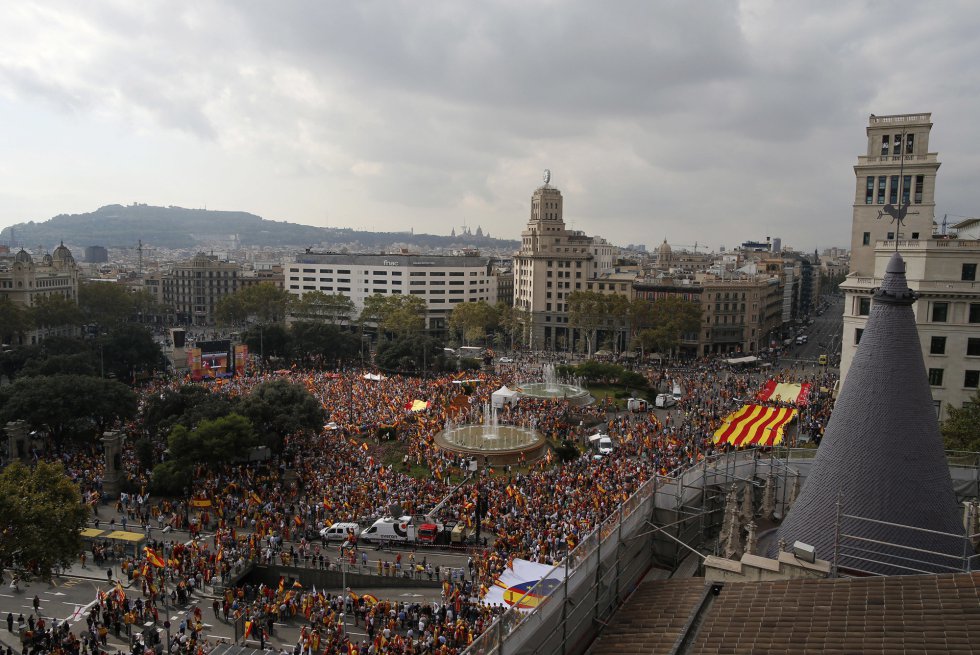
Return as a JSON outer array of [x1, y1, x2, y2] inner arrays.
[[864, 174, 924, 205], [927, 368, 980, 389], [929, 336, 980, 357], [880, 133, 914, 157], [930, 302, 980, 323]]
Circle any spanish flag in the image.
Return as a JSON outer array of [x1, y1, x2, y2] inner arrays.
[[294, 515, 303, 527], [277, 577, 285, 594], [144, 547, 166, 568], [249, 492, 262, 505], [244, 621, 253, 639]]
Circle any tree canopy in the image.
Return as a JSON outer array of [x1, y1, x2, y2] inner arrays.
[[360, 294, 426, 338], [97, 324, 164, 381], [215, 283, 292, 326], [0, 297, 31, 345], [0, 375, 137, 441], [449, 301, 498, 345], [291, 291, 356, 326], [632, 296, 702, 357], [238, 380, 323, 451], [0, 460, 88, 581], [942, 390, 980, 452]]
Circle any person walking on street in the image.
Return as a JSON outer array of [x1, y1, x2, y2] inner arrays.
[[6, 612, 12, 632], [32, 595, 39, 615]]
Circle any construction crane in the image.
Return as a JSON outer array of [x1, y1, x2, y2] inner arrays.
[[671, 241, 701, 253]]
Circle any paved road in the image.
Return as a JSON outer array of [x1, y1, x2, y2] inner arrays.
[[0, 509, 479, 655], [781, 295, 844, 367]]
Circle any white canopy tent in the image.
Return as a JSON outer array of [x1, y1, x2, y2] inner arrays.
[[491, 385, 520, 409]]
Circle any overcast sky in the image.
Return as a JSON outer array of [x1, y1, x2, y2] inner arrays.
[[1, 1, 979, 252]]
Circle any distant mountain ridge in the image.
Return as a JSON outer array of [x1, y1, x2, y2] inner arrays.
[[0, 204, 520, 252]]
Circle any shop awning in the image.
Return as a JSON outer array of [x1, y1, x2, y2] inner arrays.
[[755, 380, 812, 406], [80, 528, 105, 538], [713, 404, 797, 447]]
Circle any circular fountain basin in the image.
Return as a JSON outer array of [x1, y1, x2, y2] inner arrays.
[[434, 424, 547, 465], [516, 382, 593, 406]]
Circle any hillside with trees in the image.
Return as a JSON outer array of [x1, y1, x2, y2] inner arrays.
[[0, 203, 520, 251]]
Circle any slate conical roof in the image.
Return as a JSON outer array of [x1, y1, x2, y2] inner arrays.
[[773, 253, 964, 574]]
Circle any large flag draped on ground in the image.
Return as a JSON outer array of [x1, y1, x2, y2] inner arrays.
[[713, 404, 797, 447], [482, 558, 565, 611], [755, 380, 812, 406]]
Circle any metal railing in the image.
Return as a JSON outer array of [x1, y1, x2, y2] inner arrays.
[[832, 510, 979, 577], [463, 447, 980, 655]]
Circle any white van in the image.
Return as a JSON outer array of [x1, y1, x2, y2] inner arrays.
[[672, 384, 683, 401], [360, 516, 417, 544], [589, 434, 614, 456], [320, 522, 360, 542], [627, 397, 648, 412]]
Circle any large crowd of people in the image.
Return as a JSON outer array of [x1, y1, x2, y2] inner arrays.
[[9, 349, 837, 655]]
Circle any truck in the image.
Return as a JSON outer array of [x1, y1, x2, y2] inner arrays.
[[588, 433, 614, 457], [627, 397, 649, 412], [360, 516, 442, 545]]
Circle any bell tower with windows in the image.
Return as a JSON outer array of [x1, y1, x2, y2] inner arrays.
[[849, 113, 940, 277]]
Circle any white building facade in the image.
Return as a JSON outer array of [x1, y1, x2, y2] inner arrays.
[[841, 239, 980, 420], [513, 179, 615, 350], [286, 253, 497, 332]]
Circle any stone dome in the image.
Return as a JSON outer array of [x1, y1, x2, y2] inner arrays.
[[52, 241, 74, 263], [13, 249, 33, 264], [41, 253, 54, 265], [658, 238, 673, 264]]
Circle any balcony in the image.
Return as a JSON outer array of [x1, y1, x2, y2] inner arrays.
[[868, 113, 931, 125], [856, 153, 938, 166]]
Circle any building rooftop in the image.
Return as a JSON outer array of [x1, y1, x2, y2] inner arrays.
[[774, 253, 964, 573], [589, 573, 980, 655]]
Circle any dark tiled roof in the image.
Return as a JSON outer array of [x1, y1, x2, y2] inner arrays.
[[588, 578, 707, 655], [773, 253, 964, 573], [687, 572, 980, 655]]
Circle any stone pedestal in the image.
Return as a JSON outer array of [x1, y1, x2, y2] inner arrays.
[[4, 420, 29, 462], [102, 430, 125, 498]]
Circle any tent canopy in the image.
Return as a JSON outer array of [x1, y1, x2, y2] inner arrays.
[[492, 385, 520, 408], [713, 404, 797, 447], [725, 356, 760, 366]]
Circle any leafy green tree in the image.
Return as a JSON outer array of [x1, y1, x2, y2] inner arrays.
[[360, 295, 427, 338], [0, 460, 88, 581], [166, 413, 257, 465], [215, 293, 248, 327], [98, 324, 163, 381], [375, 334, 446, 371], [567, 291, 609, 356], [0, 375, 137, 441], [632, 296, 702, 358], [942, 390, 980, 452], [449, 301, 498, 345], [243, 323, 291, 360], [216, 283, 292, 327], [290, 321, 359, 364], [142, 385, 216, 438], [0, 338, 90, 381], [239, 380, 323, 451], [18, 353, 99, 378], [30, 294, 82, 332], [78, 281, 136, 328], [0, 297, 31, 345], [291, 292, 356, 326]]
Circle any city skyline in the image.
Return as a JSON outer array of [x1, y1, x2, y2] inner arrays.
[[2, 2, 980, 251]]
